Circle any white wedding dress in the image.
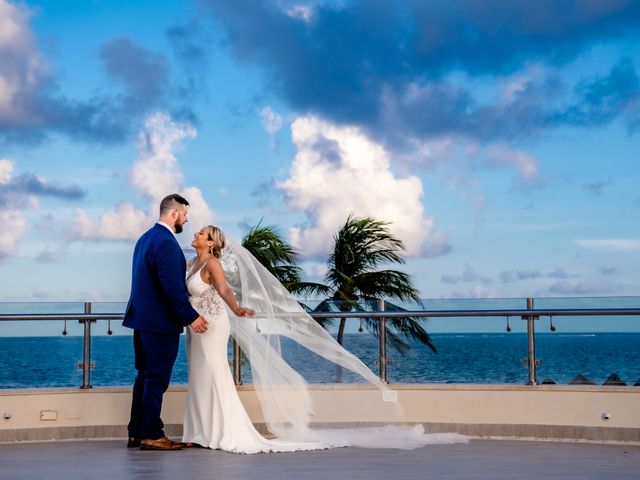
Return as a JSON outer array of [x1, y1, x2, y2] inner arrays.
[[182, 265, 331, 453], [182, 242, 469, 454]]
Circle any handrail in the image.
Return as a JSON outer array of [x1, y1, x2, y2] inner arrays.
[[2, 307, 639, 321], [1, 300, 639, 388], [0, 314, 124, 321]]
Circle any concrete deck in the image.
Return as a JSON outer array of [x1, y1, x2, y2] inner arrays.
[[1, 439, 638, 479]]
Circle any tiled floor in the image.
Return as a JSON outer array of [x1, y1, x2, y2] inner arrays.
[[1, 439, 639, 479]]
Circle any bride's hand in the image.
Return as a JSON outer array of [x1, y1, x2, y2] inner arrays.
[[234, 307, 255, 317], [190, 315, 208, 333]]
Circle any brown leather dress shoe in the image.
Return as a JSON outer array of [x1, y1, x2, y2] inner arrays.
[[127, 437, 141, 448], [140, 436, 183, 451]]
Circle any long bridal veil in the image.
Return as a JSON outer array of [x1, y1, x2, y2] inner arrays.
[[220, 240, 467, 449]]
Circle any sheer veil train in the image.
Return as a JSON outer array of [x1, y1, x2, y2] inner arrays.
[[218, 240, 468, 449]]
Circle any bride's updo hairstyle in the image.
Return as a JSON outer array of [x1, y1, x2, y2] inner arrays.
[[206, 226, 225, 259]]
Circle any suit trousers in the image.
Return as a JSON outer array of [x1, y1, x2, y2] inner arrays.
[[128, 329, 180, 440]]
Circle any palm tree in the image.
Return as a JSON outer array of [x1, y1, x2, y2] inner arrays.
[[241, 221, 303, 289], [297, 215, 436, 361]]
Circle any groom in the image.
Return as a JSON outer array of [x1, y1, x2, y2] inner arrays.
[[123, 193, 208, 451]]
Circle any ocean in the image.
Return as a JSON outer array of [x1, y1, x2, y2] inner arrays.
[[1, 332, 639, 389]]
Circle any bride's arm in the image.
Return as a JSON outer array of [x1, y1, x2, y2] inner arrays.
[[206, 258, 255, 317]]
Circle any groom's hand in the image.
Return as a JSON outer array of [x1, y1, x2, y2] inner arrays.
[[190, 315, 208, 334]]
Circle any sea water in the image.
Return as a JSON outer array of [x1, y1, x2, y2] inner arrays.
[[1, 298, 638, 389], [0, 332, 638, 389]]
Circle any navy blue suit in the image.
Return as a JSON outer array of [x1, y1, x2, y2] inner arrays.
[[123, 223, 199, 440]]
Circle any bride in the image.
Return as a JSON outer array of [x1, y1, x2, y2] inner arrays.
[[182, 225, 467, 453]]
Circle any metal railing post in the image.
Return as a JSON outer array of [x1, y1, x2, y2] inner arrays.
[[80, 302, 93, 389], [525, 297, 538, 386], [378, 299, 387, 383], [232, 339, 242, 385]]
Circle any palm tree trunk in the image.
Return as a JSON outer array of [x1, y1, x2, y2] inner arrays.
[[335, 318, 346, 382]]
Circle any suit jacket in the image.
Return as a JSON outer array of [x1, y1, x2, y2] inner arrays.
[[123, 223, 199, 334]]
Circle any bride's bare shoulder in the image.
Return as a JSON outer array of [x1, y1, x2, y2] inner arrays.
[[205, 256, 223, 272]]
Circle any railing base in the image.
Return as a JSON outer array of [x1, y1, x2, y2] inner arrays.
[[2, 422, 639, 445]]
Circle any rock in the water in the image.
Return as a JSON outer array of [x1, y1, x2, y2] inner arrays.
[[568, 374, 595, 385], [603, 373, 626, 386], [541, 378, 556, 384]]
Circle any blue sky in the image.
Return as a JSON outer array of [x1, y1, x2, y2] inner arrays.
[[1, 0, 639, 310]]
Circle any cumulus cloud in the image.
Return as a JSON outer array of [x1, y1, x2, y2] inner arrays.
[[73, 112, 214, 242], [278, 116, 450, 258], [0, 2, 193, 145], [200, 0, 640, 150], [130, 112, 196, 201], [0, 158, 84, 259], [0, 203, 27, 260], [73, 203, 149, 242], [0, 0, 50, 140], [0, 172, 85, 202]]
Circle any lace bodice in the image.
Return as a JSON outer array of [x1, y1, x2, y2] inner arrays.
[[187, 266, 225, 317]]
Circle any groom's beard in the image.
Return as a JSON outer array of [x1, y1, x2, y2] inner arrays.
[[174, 220, 184, 234]]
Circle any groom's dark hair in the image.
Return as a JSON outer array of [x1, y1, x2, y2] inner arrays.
[[159, 193, 190, 216]]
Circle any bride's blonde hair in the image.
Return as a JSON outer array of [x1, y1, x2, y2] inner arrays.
[[206, 225, 225, 259]]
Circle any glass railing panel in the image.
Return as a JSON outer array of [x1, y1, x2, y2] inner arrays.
[[532, 296, 640, 385], [0, 302, 87, 337], [1, 298, 639, 388]]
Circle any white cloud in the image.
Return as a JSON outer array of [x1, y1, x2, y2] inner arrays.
[[0, 159, 27, 259], [0, 157, 13, 183], [574, 239, 640, 252], [286, 5, 314, 22], [260, 106, 283, 135], [260, 106, 283, 149], [304, 261, 328, 281], [73, 204, 148, 241], [182, 185, 214, 234], [276, 1, 316, 22], [0, 207, 27, 259], [130, 112, 195, 202], [0, 158, 90, 261], [407, 137, 454, 167], [485, 144, 539, 181], [278, 115, 450, 258], [74, 112, 215, 241], [0, 0, 47, 125]]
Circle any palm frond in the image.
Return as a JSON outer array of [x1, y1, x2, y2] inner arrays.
[[309, 299, 338, 328], [286, 281, 331, 297], [307, 214, 434, 356], [362, 317, 411, 354], [353, 270, 420, 302], [242, 221, 303, 288]]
